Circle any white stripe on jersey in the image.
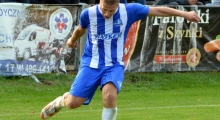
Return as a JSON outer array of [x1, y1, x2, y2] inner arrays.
[[118, 4, 127, 66], [104, 17, 113, 66], [88, 7, 99, 68]]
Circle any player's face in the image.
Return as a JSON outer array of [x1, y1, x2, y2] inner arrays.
[[100, 1, 119, 19]]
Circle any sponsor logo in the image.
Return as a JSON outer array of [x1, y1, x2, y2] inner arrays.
[[94, 32, 122, 39], [49, 8, 73, 39], [154, 55, 186, 63]]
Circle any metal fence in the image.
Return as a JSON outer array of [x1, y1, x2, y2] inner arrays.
[[64, 5, 88, 71]]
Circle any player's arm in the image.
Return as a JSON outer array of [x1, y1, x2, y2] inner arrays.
[[67, 24, 87, 48], [148, 7, 200, 22]]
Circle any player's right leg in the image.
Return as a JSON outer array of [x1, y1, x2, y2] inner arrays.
[[40, 95, 64, 119], [40, 66, 101, 119], [40, 92, 85, 119]]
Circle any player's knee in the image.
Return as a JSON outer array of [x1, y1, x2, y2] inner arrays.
[[63, 92, 70, 99], [102, 83, 118, 104], [64, 93, 84, 109], [65, 102, 82, 109], [102, 90, 117, 103]]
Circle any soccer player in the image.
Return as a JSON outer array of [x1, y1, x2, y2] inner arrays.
[[40, 0, 200, 119]]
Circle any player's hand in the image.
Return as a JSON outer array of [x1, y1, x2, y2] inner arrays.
[[184, 11, 200, 23], [204, 39, 220, 61], [185, 11, 200, 22], [67, 37, 78, 49]]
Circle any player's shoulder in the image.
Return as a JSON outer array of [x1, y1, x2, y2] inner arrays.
[[122, 3, 150, 13], [124, 3, 147, 9], [122, 3, 150, 15], [80, 4, 98, 18]]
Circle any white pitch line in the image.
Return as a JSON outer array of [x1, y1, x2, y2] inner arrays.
[[0, 104, 220, 116], [124, 104, 220, 110]]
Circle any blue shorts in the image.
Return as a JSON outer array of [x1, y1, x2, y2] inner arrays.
[[69, 65, 124, 105]]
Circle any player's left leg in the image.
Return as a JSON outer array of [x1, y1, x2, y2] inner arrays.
[[101, 65, 124, 120], [102, 83, 118, 120]]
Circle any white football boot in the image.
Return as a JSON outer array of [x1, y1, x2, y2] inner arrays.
[[40, 98, 62, 119]]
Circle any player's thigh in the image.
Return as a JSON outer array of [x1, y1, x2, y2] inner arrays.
[[69, 67, 101, 103], [101, 65, 124, 93]]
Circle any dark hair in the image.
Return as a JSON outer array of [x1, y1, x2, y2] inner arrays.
[[103, 0, 119, 5]]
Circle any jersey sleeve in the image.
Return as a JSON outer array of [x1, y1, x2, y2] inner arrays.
[[79, 8, 89, 29], [126, 3, 150, 22]]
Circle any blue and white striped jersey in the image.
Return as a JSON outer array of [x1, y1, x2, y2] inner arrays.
[[79, 3, 149, 68]]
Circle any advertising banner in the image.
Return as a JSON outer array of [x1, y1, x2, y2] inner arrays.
[[0, 3, 81, 76], [1, 4, 220, 75], [124, 6, 220, 72]]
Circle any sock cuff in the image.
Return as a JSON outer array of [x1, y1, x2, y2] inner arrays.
[[102, 107, 117, 120], [103, 107, 117, 110]]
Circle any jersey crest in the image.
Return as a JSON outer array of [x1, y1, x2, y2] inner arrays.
[[113, 19, 123, 26]]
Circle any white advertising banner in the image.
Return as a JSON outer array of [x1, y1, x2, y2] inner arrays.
[[0, 3, 81, 76]]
